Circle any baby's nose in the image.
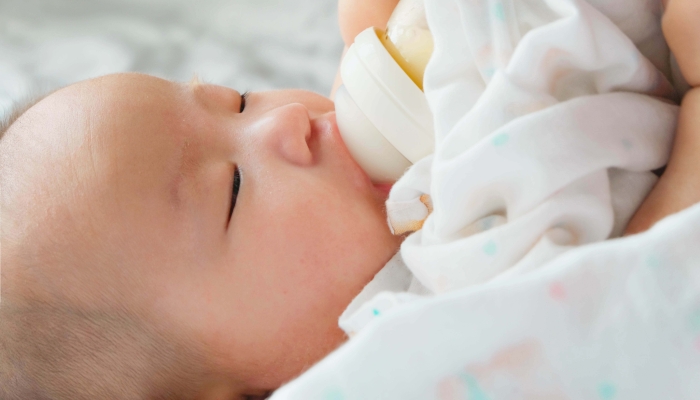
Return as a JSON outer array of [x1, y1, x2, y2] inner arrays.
[[251, 103, 313, 166]]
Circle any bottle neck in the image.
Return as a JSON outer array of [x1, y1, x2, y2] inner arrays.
[[382, 0, 433, 90]]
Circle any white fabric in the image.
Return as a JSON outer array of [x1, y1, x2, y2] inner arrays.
[[274, 204, 700, 399], [341, 0, 678, 334], [339, 252, 431, 337], [273, 0, 700, 398], [396, 0, 678, 295]]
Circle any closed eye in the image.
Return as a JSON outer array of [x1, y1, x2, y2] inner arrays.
[[228, 166, 241, 223], [240, 91, 250, 113]]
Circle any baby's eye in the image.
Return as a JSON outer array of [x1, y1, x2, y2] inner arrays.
[[240, 91, 250, 113], [228, 166, 241, 221]]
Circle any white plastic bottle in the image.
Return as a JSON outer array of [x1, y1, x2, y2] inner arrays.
[[381, 0, 434, 90], [334, 0, 435, 183]]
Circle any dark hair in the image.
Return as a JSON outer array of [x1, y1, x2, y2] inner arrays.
[[0, 293, 213, 399]]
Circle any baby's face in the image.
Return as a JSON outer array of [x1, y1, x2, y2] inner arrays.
[[3, 73, 400, 392]]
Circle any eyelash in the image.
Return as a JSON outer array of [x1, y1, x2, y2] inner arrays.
[[240, 91, 250, 112], [228, 91, 248, 224], [228, 166, 241, 221]]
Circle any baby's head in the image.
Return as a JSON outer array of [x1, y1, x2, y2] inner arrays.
[[0, 73, 400, 399]]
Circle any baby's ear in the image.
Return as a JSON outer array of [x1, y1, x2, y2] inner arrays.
[[662, 0, 700, 87]]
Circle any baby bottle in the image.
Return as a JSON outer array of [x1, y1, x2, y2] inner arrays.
[[334, 0, 435, 183]]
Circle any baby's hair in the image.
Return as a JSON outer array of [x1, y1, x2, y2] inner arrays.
[[0, 299, 204, 399], [0, 90, 217, 399]]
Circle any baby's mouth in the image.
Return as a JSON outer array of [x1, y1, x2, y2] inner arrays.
[[372, 182, 393, 200], [317, 111, 395, 201]]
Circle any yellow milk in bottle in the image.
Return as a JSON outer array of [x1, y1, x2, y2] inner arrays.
[[380, 0, 434, 90]]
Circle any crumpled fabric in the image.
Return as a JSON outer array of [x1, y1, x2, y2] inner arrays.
[[271, 0, 700, 399], [388, 0, 678, 294], [273, 203, 700, 399], [343, 0, 679, 336]]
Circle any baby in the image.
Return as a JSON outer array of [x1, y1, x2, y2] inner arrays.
[[0, 0, 698, 399], [0, 72, 404, 399]]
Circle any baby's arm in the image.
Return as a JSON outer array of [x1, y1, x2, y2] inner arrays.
[[662, 0, 700, 87], [330, 0, 400, 98], [625, 0, 700, 234]]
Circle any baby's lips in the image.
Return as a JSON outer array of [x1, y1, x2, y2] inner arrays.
[[320, 110, 393, 198], [373, 182, 394, 199]]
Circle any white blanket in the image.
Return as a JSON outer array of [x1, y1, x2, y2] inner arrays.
[[273, 0, 700, 398], [393, 0, 680, 293]]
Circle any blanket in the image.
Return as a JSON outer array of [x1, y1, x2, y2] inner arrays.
[[273, 0, 700, 398]]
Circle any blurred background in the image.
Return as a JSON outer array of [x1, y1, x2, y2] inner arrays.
[[0, 0, 343, 116]]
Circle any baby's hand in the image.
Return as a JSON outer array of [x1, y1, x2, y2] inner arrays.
[[331, 0, 400, 97], [338, 0, 399, 46], [625, 0, 700, 234]]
